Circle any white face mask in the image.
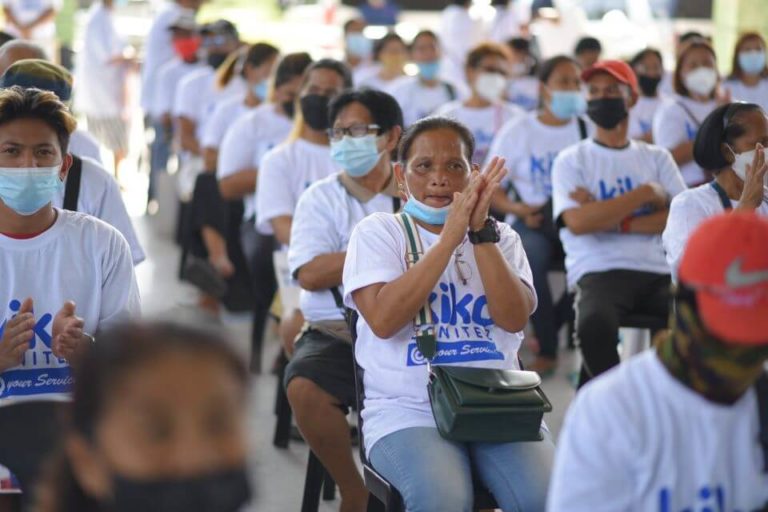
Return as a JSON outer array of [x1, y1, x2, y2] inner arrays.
[[729, 146, 768, 188], [475, 72, 507, 102], [683, 66, 718, 97]]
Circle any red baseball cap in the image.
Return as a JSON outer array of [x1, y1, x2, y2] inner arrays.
[[581, 60, 639, 99], [678, 212, 768, 345]]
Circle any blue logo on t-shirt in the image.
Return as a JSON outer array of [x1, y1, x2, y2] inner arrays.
[[405, 282, 506, 366], [598, 176, 635, 200], [0, 299, 71, 399], [639, 119, 652, 134], [529, 151, 558, 197], [658, 485, 750, 512], [473, 130, 495, 165], [685, 121, 698, 142]]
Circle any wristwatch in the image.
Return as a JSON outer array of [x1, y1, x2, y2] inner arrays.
[[468, 218, 500, 245]]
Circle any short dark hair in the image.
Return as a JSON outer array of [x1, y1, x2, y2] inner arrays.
[[343, 17, 364, 34], [674, 39, 717, 97], [679, 31, 706, 46], [328, 88, 403, 134], [574, 36, 601, 55], [410, 29, 438, 49], [243, 42, 279, 72], [730, 32, 768, 80], [0, 86, 75, 153], [538, 54, 580, 83], [629, 48, 663, 70], [274, 52, 312, 88], [466, 42, 511, 69], [693, 102, 765, 171], [372, 32, 406, 62], [303, 58, 353, 89], [398, 116, 474, 163]]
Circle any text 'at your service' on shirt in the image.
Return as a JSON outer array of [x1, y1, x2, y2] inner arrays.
[[0, 210, 140, 406], [342, 212, 536, 457], [551, 139, 687, 288]]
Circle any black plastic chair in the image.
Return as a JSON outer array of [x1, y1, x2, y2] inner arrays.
[[348, 311, 499, 512]]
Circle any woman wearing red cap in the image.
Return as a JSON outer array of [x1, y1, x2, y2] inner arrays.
[[549, 212, 768, 512]]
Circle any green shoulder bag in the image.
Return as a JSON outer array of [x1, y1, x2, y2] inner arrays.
[[396, 213, 552, 443]]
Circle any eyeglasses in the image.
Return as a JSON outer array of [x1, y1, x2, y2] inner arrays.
[[328, 124, 380, 141]]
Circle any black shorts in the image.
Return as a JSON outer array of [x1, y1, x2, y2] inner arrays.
[[283, 328, 355, 411]]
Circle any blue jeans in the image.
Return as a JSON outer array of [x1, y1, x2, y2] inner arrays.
[[148, 117, 171, 202], [514, 220, 559, 358], [369, 427, 554, 512]]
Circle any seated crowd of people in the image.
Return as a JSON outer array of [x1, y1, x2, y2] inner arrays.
[[0, 3, 767, 511]]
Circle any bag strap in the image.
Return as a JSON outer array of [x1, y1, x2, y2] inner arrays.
[[709, 181, 732, 210], [392, 196, 401, 213], [443, 82, 457, 102], [577, 117, 588, 140], [63, 155, 82, 212], [756, 373, 768, 473], [395, 212, 437, 360], [676, 99, 702, 129]]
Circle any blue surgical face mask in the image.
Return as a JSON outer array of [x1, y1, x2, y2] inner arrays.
[[548, 90, 587, 120], [0, 165, 63, 216], [417, 60, 440, 81], [402, 183, 450, 225], [330, 134, 383, 178], [738, 50, 766, 76], [346, 33, 372, 59], [252, 80, 268, 101]]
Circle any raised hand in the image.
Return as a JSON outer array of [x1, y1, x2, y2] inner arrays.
[[470, 157, 507, 231], [739, 143, 768, 209], [441, 170, 481, 249], [52, 301, 86, 361], [0, 298, 34, 373]]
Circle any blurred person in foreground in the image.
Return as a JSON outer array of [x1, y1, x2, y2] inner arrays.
[[36, 322, 252, 512], [548, 212, 768, 511]]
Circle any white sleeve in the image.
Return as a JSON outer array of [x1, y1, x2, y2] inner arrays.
[[654, 146, 687, 198], [662, 192, 707, 281], [93, 169, 146, 266], [342, 214, 405, 308], [201, 101, 228, 149], [98, 228, 142, 328], [217, 115, 257, 179], [487, 120, 519, 189], [496, 222, 537, 311], [152, 65, 174, 117], [652, 103, 686, 150], [255, 148, 293, 234], [547, 387, 636, 512], [287, 185, 341, 276], [173, 76, 198, 120], [551, 148, 583, 221]]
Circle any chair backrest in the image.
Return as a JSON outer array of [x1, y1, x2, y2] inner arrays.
[[347, 309, 370, 464]]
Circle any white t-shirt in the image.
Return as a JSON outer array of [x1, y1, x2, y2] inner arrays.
[[628, 95, 664, 141], [201, 95, 252, 150], [438, 5, 483, 89], [0, 209, 141, 406], [390, 77, 456, 127], [54, 156, 145, 265], [288, 173, 401, 323], [74, 3, 126, 117], [151, 58, 205, 119], [506, 76, 539, 111], [725, 77, 768, 111], [343, 213, 536, 456], [551, 139, 687, 288], [1, 0, 60, 40], [69, 129, 103, 165], [174, 68, 247, 143], [548, 350, 768, 512], [435, 101, 524, 165], [662, 182, 768, 280], [357, 73, 410, 94], [255, 139, 340, 235], [653, 95, 717, 186], [141, 2, 191, 112], [217, 103, 293, 221], [489, 112, 588, 216]]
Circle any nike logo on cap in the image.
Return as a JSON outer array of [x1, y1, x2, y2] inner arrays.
[[725, 257, 768, 287]]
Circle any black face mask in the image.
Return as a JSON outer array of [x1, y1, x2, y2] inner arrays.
[[587, 97, 628, 130], [300, 94, 331, 131], [108, 466, 251, 512], [282, 99, 296, 119], [206, 52, 228, 70], [637, 74, 662, 97]]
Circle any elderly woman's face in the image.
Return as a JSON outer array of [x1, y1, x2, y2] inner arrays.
[[399, 128, 471, 208]]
